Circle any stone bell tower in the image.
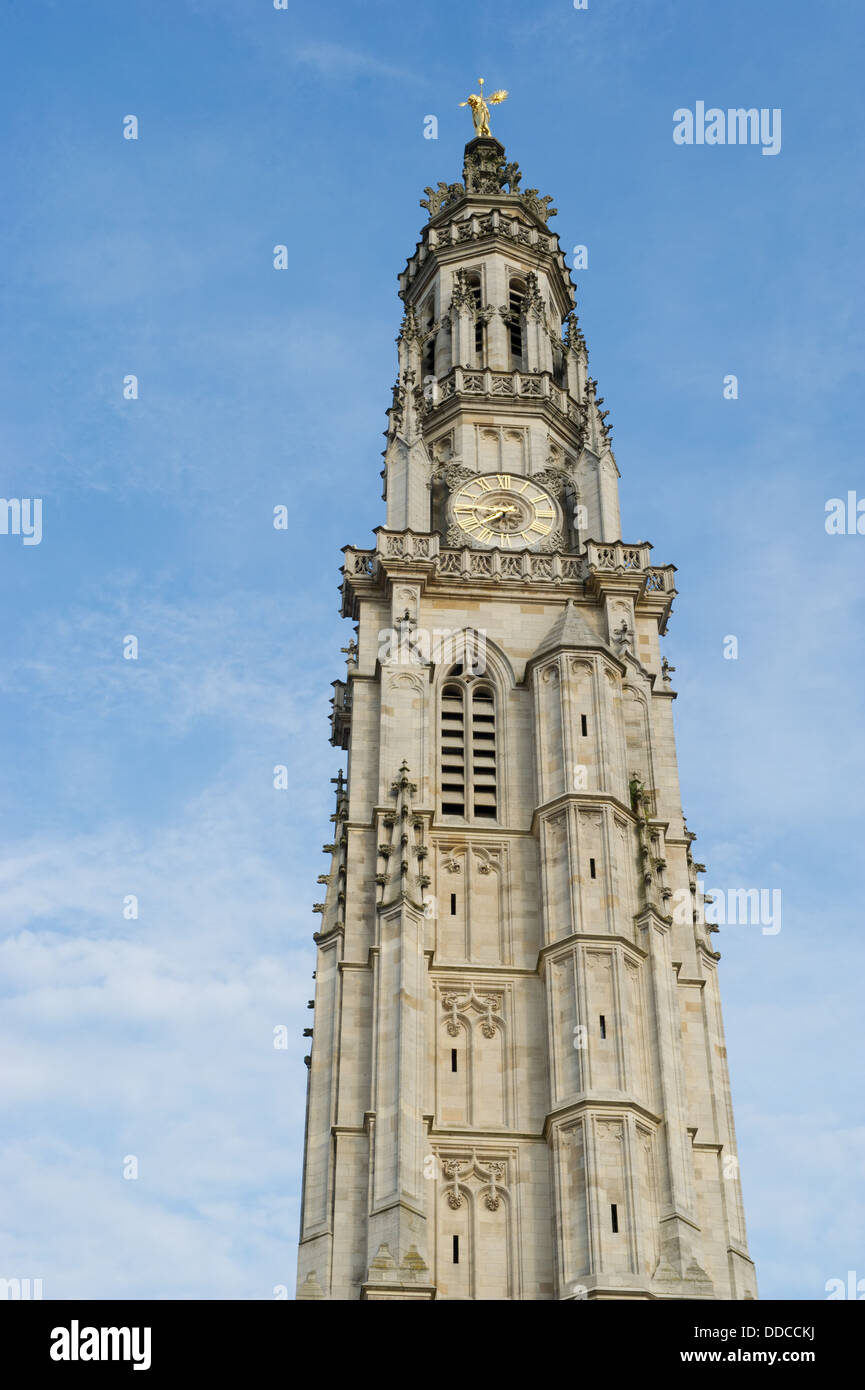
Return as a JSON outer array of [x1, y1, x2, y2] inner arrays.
[[295, 124, 757, 1301]]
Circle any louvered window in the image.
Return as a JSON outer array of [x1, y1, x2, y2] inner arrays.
[[508, 278, 525, 368], [470, 686, 497, 818], [440, 672, 497, 821], [440, 682, 466, 815]]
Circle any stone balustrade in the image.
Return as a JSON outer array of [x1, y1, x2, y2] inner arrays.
[[343, 534, 674, 598], [434, 366, 583, 427]]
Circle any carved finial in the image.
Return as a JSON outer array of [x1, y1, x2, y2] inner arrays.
[[379, 761, 428, 908], [398, 303, 422, 347], [564, 311, 584, 354], [450, 267, 476, 313]]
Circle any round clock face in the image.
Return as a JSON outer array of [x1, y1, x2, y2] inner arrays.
[[452, 473, 557, 549]]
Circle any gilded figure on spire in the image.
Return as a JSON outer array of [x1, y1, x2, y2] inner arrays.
[[459, 77, 508, 138]]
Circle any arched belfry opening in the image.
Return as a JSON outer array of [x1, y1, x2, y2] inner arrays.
[[440, 666, 498, 822]]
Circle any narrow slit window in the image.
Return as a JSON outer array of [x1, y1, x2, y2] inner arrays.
[[581, 714, 588, 736], [453, 1235, 459, 1263], [599, 1014, 606, 1039], [611, 1204, 619, 1234], [590, 858, 597, 879], [451, 1048, 458, 1073], [450, 893, 457, 915]]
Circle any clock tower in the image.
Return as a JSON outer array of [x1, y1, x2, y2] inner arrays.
[[295, 125, 757, 1301]]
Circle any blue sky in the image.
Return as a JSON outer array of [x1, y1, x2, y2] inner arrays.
[[0, 0, 862, 1300]]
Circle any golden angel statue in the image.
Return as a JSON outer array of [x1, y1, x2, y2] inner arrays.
[[459, 78, 508, 138]]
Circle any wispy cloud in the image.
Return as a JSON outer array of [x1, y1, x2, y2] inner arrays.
[[292, 41, 414, 83], [0, 766, 318, 1297]]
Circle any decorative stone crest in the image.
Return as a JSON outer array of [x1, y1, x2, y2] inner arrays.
[[538, 527, 566, 554], [463, 137, 516, 195], [483, 1161, 506, 1211], [596, 1120, 624, 1144], [420, 181, 466, 216], [431, 460, 475, 494], [442, 1157, 467, 1209], [442, 982, 502, 1038], [519, 188, 557, 222], [532, 467, 568, 497], [439, 1153, 510, 1212]]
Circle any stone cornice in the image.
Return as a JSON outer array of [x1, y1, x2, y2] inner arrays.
[[537, 931, 648, 966], [524, 638, 625, 680], [542, 1096, 664, 1139], [530, 788, 645, 834], [341, 817, 539, 839], [429, 962, 539, 978], [424, 1124, 540, 1142]]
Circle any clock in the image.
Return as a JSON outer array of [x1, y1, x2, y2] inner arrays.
[[451, 473, 558, 549]]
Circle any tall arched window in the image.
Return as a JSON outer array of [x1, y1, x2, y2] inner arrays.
[[466, 272, 484, 360], [507, 277, 525, 370], [440, 667, 498, 820], [422, 293, 436, 379]]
